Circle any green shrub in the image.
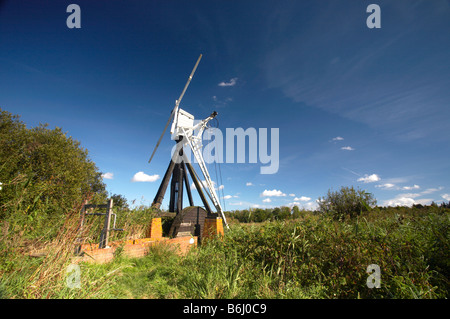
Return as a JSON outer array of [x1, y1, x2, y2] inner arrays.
[[317, 186, 376, 220]]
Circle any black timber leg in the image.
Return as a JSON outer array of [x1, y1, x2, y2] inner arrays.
[[151, 152, 178, 209], [182, 161, 194, 207], [185, 161, 212, 214]]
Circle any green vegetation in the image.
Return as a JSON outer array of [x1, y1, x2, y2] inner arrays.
[[109, 207, 448, 299], [1, 205, 448, 299], [0, 109, 448, 299], [0, 108, 107, 241]]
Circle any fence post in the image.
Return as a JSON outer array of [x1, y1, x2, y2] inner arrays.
[[99, 199, 114, 248]]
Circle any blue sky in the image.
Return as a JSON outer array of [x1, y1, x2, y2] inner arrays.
[[1, 0, 450, 210]]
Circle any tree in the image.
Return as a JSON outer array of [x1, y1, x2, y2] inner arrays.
[[317, 186, 376, 220], [291, 205, 301, 219], [110, 193, 129, 210], [0, 108, 106, 221]]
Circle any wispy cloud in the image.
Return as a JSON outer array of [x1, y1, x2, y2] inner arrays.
[[375, 183, 396, 189], [402, 184, 420, 190], [341, 146, 355, 151], [332, 136, 344, 141], [263, 2, 450, 142], [421, 187, 444, 194], [212, 95, 233, 108], [218, 77, 238, 87], [246, 182, 254, 186], [131, 172, 160, 182]]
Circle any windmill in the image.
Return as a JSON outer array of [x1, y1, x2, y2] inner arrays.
[[148, 54, 229, 238]]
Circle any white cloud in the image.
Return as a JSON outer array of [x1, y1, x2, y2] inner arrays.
[[303, 201, 319, 210], [332, 136, 344, 141], [289, 193, 295, 197], [261, 189, 286, 197], [384, 196, 416, 207], [101, 172, 114, 180], [376, 183, 396, 189], [402, 184, 420, 190], [414, 198, 435, 205], [218, 77, 238, 87], [383, 195, 434, 207], [287, 201, 318, 210], [223, 195, 232, 200], [341, 146, 355, 151], [246, 182, 254, 186], [442, 194, 450, 201], [383, 187, 441, 206], [131, 172, 160, 182], [263, 198, 272, 203], [218, 185, 224, 190], [294, 196, 311, 201], [357, 174, 381, 183]]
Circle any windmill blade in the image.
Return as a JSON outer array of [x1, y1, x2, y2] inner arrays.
[[176, 54, 202, 107], [148, 111, 174, 164], [148, 54, 203, 164], [171, 54, 202, 134]]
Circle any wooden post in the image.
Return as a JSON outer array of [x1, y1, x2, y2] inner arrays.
[[182, 161, 194, 207], [75, 199, 89, 254], [152, 155, 177, 209], [147, 217, 162, 239], [185, 162, 212, 214], [203, 216, 224, 241], [99, 199, 113, 249]]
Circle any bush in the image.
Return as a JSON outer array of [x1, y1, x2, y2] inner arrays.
[[318, 186, 376, 220], [0, 108, 106, 239]]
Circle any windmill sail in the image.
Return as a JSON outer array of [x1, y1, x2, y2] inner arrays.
[[148, 54, 202, 164]]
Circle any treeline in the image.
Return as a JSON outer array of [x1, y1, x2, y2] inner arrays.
[[225, 186, 450, 224], [225, 202, 450, 224], [225, 206, 307, 223]]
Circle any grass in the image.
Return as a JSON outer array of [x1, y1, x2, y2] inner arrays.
[[1, 206, 448, 299]]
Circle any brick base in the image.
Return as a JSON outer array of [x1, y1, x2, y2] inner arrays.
[[203, 217, 224, 240], [146, 217, 162, 239], [73, 236, 197, 264]]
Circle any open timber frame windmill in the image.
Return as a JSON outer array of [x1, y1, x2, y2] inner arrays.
[[148, 54, 229, 238]]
